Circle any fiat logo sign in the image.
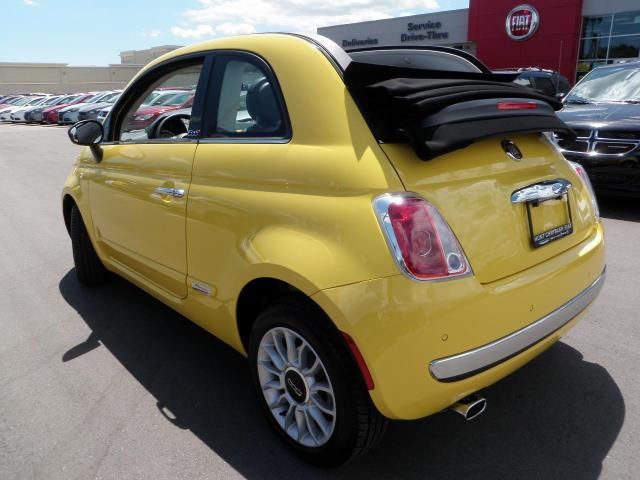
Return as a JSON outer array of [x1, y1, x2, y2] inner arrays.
[[506, 4, 540, 41]]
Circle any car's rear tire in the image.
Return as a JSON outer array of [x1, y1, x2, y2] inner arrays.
[[248, 299, 387, 467], [70, 204, 107, 285]]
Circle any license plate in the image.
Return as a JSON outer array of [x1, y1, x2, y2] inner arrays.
[[526, 194, 573, 248]]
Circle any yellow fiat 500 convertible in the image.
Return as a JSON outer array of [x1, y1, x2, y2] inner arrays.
[[62, 34, 605, 466]]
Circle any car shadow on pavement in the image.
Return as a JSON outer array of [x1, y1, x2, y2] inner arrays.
[[59, 270, 624, 480], [599, 195, 640, 222]]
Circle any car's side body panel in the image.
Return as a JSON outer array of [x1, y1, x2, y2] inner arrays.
[[63, 34, 404, 352], [184, 37, 404, 350], [84, 143, 196, 298]]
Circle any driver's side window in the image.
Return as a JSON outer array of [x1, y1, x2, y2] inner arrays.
[[118, 62, 202, 142]]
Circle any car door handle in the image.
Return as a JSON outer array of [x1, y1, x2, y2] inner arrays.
[[154, 187, 185, 198], [511, 179, 572, 204]]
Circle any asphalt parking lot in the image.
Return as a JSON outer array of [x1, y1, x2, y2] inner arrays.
[[1, 123, 639, 480]]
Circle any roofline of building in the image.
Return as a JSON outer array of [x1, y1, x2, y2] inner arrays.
[[317, 8, 469, 30]]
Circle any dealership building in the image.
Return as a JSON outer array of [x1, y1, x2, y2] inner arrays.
[[318, 0, 640, 82]]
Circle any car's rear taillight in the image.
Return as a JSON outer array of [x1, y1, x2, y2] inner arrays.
[[569, 161, 600, 220], [373, 193, 472, 281]]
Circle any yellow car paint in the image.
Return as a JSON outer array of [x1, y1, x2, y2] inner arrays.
[[62, 34, 605, 421], [313, 223, 604, 419]]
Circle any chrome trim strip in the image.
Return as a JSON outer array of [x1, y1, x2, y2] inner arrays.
[[191, 281, 213, 296], [429, 269, 605, 382], [511, 179, 572, 204], [197, 137, 290, 144], [557, 128, 640, 157]]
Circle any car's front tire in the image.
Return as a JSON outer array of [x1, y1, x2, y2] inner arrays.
[[248, 300, 387, 467], [70, 204, 107, 285]]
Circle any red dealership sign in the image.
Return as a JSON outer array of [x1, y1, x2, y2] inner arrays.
[[506, 4, 540, 40], [468, 0, 583, 82]]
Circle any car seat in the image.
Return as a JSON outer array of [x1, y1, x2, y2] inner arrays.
[[246, 77, 281, 134]]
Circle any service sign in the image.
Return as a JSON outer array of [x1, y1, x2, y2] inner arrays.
[[506, 4, 540, 41]]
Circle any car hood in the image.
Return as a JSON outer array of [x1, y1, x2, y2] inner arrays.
[[43, 103, 72, 113], [1, 105, 28, 113], [23, 104, 49, 112], [134, 105, 177, 116], [59, 102, 89, 112], [10, 106, 32, 113], [558, 103, 640, 130]]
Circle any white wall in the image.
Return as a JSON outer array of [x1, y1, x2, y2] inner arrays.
[[0, 63, 142, 94], [318, 9, 470, 50], [583, 0, 640, 16]]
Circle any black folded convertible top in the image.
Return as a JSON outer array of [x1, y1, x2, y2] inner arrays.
[[345, 61, 573, 160]]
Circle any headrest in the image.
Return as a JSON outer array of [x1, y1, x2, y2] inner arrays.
[[246, 77, 280, 128]]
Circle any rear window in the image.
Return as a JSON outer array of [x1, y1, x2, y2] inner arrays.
[[349, 49, 483, 73], [533, 77, 556, 95]]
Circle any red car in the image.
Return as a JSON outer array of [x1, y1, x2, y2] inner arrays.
[[42, 94, 92, 124], [126, 92, 194, 130]]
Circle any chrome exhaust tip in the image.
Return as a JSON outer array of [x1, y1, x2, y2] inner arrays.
[[450, 393, 487, 421]]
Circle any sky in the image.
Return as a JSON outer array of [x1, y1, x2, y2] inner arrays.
[[1, 0, 469, 65]]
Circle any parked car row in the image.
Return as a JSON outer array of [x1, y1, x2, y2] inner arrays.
[[0, 86, 196, 127], [0, 91, 121, 125]]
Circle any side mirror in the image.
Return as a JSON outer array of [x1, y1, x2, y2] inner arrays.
[[68, 120, 104, 161], [68, 120, 103, 146]]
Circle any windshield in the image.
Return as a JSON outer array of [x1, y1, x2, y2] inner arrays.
[[80, 94, 99, 104], [349, 49, 483, 73], [52, 96, 72, 105], [86, 93, 109, 103], [13, 97, 32, 106], [43, 96, 62, 105], [142, 91, 161, 105], [160, 92, 191, 106], [104, 92, 120, 103], [64, 95, 82, 104], [149, 92, 179, 106], [56, 96, 75, 104], [27, 97, 47, 106], [565, 65, 640, 103]]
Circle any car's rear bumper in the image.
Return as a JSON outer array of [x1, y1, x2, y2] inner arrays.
[[313, 222, 605, 420], [429, 270, 604, 382]]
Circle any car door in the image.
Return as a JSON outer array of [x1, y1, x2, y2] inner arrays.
[[87, 55, 210, 299], [184, 52, 293, 340]]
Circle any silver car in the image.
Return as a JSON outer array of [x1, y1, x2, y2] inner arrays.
[[59, 91, 120, 125]]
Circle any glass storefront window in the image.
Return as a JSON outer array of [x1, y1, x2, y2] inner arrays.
[[580, 37, 609, 59], [579, 11, 640, 78], [611, 10, 640, 36], [608, 35, 640, 58], [582, 15, 613, 38]]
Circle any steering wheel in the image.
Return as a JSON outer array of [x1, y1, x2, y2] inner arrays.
[[154, 114, 190, 138]]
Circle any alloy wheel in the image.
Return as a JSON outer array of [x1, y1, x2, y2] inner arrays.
[[257, 327, 337, 447]]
